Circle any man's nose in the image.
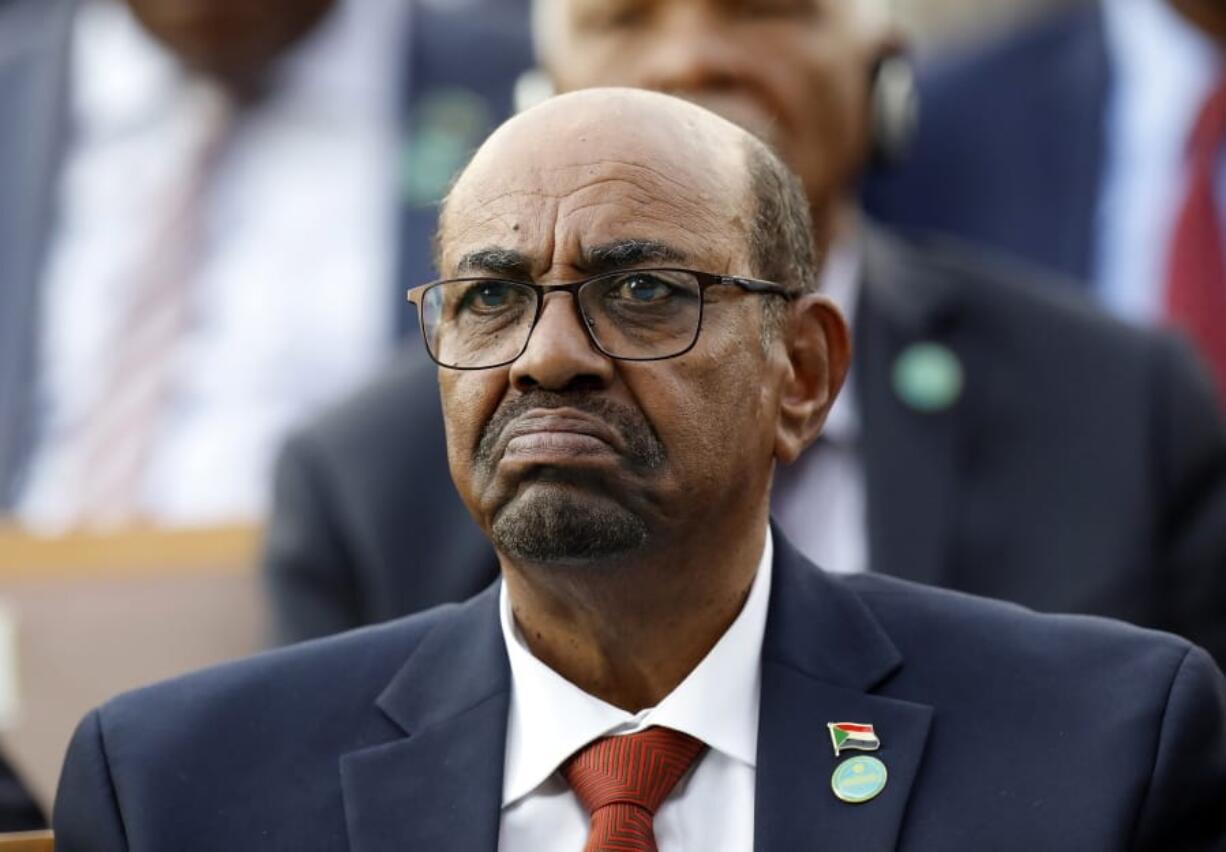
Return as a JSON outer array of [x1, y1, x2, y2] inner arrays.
[[508, 292, 615, 392], [635, 8, 744, 94]]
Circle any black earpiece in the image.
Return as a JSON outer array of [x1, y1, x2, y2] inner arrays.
[[869, 53, 919, 167]]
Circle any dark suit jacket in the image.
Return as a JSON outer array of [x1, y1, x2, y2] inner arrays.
[[56, 533, 1226, 850], [0, 0, 532, 505], [862, 0, 1108, 284], [263, 227, 1226, 665]]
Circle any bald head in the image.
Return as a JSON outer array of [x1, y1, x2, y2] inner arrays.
[[437, 88, 815, 302], [440, 89, 751, 272]]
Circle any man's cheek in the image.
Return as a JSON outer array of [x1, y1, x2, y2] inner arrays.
[[441, 376, 503, 484]]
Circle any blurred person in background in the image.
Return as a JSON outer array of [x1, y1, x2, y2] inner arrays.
[[0, 0, 529, 531], [263, 0, 1226, 666], [866, 0, 1226, 402]]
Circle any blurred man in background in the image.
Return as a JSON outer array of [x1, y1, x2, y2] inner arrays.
[[0, 0, 529, 531], [263, 0, 1226, 666], [866, 0, 1226, 402]]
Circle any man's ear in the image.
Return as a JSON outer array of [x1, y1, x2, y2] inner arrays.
[[774, 295, 851, 464]]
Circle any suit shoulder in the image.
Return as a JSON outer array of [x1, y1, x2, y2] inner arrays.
[[269, 351, 449, 520], [283, 353, 441, 468], [842, 570, 1198, 680], [880, 226, 1182, 363]]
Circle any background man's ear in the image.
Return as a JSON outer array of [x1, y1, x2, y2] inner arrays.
[[868, 50, 919, 167], [514, 69, 555, 113], [774, 295, 851, 464]]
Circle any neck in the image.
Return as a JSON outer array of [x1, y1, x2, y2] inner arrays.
[[502, 516, 769, 712]]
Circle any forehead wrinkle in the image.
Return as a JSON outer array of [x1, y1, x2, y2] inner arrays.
[[562, 192, 734, 237], [556, 191, 744, 268], [440, 186, 560, 271], [544, 157, 721, 197], [445, 142, 750, 276]]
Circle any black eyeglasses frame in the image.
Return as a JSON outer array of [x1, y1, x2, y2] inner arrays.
[[405, 267, 795, 371]]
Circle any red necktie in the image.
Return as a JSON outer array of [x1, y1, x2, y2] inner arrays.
[[1166, 76, 1226, 403], [561, 726, 706, 852]]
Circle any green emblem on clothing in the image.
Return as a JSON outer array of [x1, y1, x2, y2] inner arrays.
[[402, 88, 493, 206], [892, 341, 964, 413], [831, 755, 888, 803]]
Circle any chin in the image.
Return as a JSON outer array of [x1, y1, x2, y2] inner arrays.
[[490, 483, 648, 565]]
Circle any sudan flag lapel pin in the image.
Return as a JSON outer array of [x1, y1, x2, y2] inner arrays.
[[828, 723, 888, 803], [827, 722, 880, 757]]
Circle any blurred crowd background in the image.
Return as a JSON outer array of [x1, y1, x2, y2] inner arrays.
[[0, 0, 1224, 826]]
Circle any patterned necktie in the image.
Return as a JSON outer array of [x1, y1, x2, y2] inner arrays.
[[561, 726, 706, 852], [1166, 76, 1226, 403], [70, 91, 234, 526]]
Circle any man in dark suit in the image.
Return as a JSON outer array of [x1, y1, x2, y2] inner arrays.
[[0, 0, 531, 526], [863, 0, 1226, 399], [55, 88, 1226, 850], [863, 0, 1110, 286], [265, 0, 1226, 664]]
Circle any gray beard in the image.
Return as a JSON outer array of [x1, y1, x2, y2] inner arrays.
[[490, 487, 648, 564]]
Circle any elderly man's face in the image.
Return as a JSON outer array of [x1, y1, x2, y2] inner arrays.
[[124, 0, 335, 80], [542, 0, 880, 227], [435, 96, 793, 564]]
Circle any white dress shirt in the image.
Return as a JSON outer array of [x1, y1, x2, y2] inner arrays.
[[497, 530, 773, 852], [771, 239, 867, 575], [1096, 0, 1226, 322], [18, 0, 407, 530]]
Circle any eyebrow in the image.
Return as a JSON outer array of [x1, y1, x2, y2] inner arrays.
[[452, 239, 688, 279], [582, 239, 687, 274], [454, 247, 533, 278]]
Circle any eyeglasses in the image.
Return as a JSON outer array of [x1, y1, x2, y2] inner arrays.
[[406, 268, 794, 370]]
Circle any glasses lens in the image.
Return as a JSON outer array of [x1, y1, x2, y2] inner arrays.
[[422, 280, 537, 368], [579, 270, 702, 359]]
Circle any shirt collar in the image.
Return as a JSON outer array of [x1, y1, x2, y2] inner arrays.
[[499, 528, 774, 807], [1103, 0, 1224, 143]]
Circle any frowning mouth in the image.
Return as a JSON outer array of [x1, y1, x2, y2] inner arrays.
[[499, 410, 624, 462], [474, 394, 667, 475]]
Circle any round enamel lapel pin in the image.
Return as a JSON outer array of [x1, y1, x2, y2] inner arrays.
[[892, 341, 963, 413], [831, 755, 888, 804]]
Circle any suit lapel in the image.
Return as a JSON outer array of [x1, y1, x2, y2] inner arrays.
[[0, 0, 73, 506], [755, 535, 932, 851], [341, 584, 510, 852], [857, 227, 965, 588]]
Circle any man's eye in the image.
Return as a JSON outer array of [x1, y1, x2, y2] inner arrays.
[[576, 0, 651, 30], [460, 282, 517, 312], [728, 0, 816, 20], [613, 274, 675, 303]]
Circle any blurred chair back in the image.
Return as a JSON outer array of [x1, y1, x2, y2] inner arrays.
[[0, 524, 264, 809], [0, 831, 52, 851]]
